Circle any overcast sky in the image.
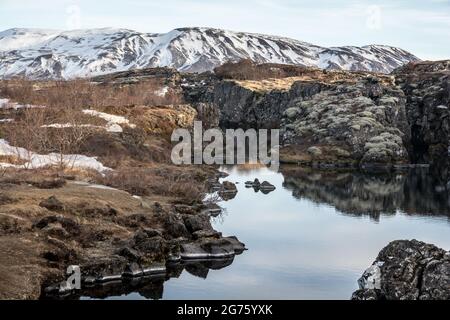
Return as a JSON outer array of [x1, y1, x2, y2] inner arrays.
[[1, 0, 449, 60]]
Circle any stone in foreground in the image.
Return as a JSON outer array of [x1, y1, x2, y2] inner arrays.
[[352, 239, 450, 300]]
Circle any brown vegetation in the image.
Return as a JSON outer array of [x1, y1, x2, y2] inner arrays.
[[0, 76, 196, 170], [0, 78, 182, 109], [214, 59, 320, 80], [78, 128, 172, 168], [97, 164, 213, 203], [0, 71, 226, 300], [214, 59, 395, 89], [1, 107, 96, 170]]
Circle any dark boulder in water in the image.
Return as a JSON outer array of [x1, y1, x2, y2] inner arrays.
[[180, 236, 245, 260], [259, 181, 276, 192], [245, 178, 260, 188], [218, 181, 238, 200], [245, 179, 275, 194], [352, 239, 450, 300]]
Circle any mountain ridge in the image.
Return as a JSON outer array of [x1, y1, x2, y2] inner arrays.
[[0, 27, 420, 79]]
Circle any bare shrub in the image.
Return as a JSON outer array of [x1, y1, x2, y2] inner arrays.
[[1, 106, 94, 170], [46, 109, 95, 169], [1, 108, 49, 168], [0, 77, 183, 109]]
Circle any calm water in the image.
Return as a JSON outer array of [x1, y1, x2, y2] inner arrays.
[[85, 166, 450, 300]]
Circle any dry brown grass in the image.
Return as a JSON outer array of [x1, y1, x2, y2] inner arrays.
[[78, 127, 172, 168], [233, 77, 307, 92], [0, 78, 182, 109], [97, 164, 213, 203], [232, 71, 395, 92], [215, 59, 395, 91], [0, 76, 189, 168], [0, 167, 69, 185], [0, 77, 189, 169]]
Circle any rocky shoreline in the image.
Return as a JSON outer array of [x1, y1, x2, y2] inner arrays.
[[0, 169, 245, 300], [42, 173, 245, 299]]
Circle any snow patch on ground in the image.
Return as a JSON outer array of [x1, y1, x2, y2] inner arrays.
[[41, 123, 99, 129], [0, 97, 46, 110], [0, 139, 110, 172], [72, 181, 121, 191], [82, 109, 135, 133]]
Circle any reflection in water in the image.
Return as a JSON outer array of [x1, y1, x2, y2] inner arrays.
[[281, 167, 450, 221], [76, 259, 235, 300], [81, 165, 450, 300]]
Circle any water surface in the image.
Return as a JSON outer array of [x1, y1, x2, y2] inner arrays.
[[89, 166, 450, 300]]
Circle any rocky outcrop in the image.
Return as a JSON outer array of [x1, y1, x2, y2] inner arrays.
[[90, 67, 181, 85], [182, 66, 364, 129], [352, 240, 450, 300], [180, 72, 221, 128], [212, 80, 296, 129], [281, 76, 410, 166], [211, 78, 337, 129], [86, 62, 450, 169], [180, 237, 245, 260], [91, 62, 450, 170], [180, 61, 450, 169]]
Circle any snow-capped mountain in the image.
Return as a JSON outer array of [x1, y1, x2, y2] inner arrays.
[[0, 27, 419, 79]]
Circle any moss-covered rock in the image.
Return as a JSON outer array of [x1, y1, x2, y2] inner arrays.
[[280, 77, 410, 166]]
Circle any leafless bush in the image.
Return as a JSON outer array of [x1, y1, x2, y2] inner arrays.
[[0, 78, 183, 109], [1, 108, 48, 168], [47, 109, 95, 169], [1, 106, 94, 170]]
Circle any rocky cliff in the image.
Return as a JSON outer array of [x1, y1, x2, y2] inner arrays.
[[394, 61, 450, 173], [190, 61, 450, 170], [87, 60, 450, 170]]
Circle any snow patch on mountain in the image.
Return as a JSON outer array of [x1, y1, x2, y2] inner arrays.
[[0, 27, 419, 79]]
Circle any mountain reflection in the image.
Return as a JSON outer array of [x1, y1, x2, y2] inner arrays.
[[281, 167, 450, 221]]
